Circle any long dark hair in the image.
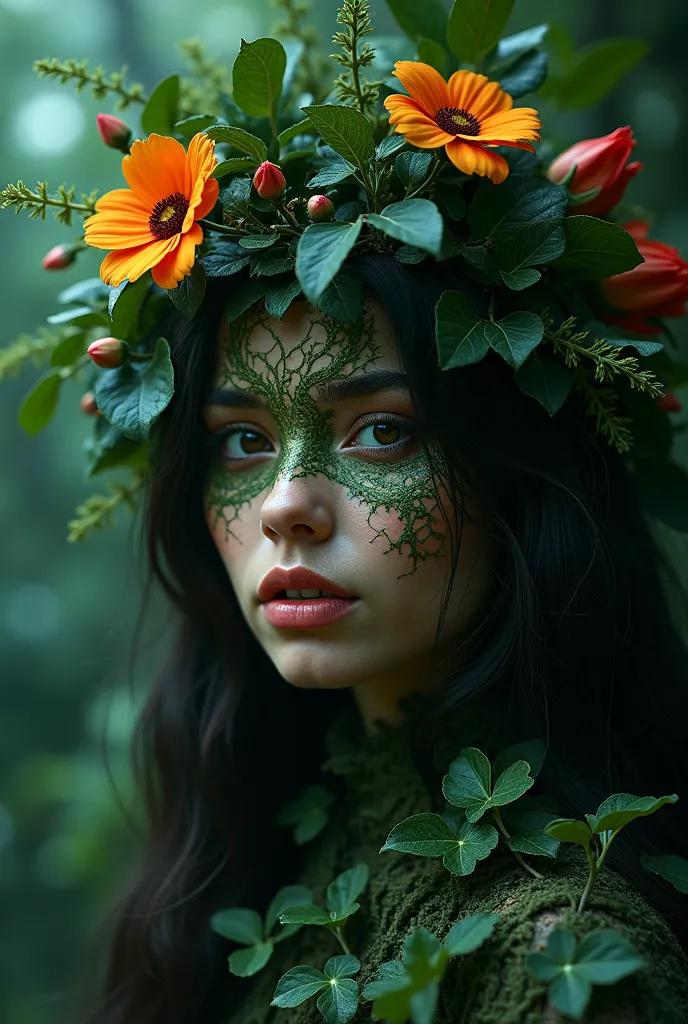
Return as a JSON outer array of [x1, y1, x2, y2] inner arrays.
[[81, 254, 688, 1024]]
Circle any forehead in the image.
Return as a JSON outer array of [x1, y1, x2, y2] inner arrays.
[[213, 298, 401, 388]]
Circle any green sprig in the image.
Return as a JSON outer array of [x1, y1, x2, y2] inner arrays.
[[1, 181, 98, 226], [67, 475, 146, 543], [33, 57, 147, 109], [178, 39, 234, 119], [330, 0, 381, 116], [0, 326, 77, 379]]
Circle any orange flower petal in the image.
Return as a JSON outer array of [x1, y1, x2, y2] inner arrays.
[[84, 190, 155, 249], [479, 108, 541, 142], [384, 94, 423, 118], [194, 176, 220, 221], [122, 134, 188, 207], [391, 61, 450, 119], [152, 222, 203, 289], [391, 116, 455, 148], [98, 236, 179, 287], [445, 140, 509, 184], [448, 71, 514, 120], [186, 132, 218, 205]]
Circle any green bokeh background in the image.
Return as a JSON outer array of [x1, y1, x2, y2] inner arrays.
[[1, 1, 687, 1021]]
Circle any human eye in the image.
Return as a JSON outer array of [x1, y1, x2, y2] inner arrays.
[[209, 424, 276, 466], [343, 413, 419, 459]]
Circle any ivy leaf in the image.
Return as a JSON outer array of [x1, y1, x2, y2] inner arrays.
[[493, 739, 546, 781], [588, 793, 678, 835], [365, 199, 443, 256], [381, 812, 464, 858], [205, 125, 268, 164], [232, 37, 286, 124], [264, 884, 313, 938], [443, 913, 500, 956], [544, 817, 592, 855], [141, 74, 179, 136], [200, 244, 252, 277], [302, 104, 374, 171], [210, 906, 264, 945], [326, 862, 369, 918], [395, 151, 433, 187], [491, 760, 536, 808], [447, 0, 515, 65], [318, 268, 364, 323], [271, 965, 329, 1008], [641, 853, 688, 894], [18, 369, 62, 436], [265, 276, 302, 320], [167, 263, 206, 319], [308, 159, 356, 188], [442, 747, 492, 818], [442, 820, 500, 875], [277, 783, 336, 844], [317, 956, 361, 1024], [228, 941, 274, 978], [385, 0, 448, 45], [296, 220, 363, 303], [436, 293, 543, 370], [552, 216, 643, 280], [94, 337, 174, 443], [515, 354, 574, 415]]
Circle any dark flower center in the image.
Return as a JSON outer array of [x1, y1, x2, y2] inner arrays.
[[435, 107, 481, 137], [149, 191, 189, 239]]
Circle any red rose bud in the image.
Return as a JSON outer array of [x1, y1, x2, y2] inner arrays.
[[600, 221, 688, 335], [307, 195, 335, 222], [657, 392, 683, 413], [42, 244, 77, 270], [253, 161, 286, 200], [96, 113, 133, 154], [80, 392, 101, 416], [548, 126, 643, 217], [87, 337, 125, 369]]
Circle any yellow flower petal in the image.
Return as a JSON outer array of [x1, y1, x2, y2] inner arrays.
[[391, 116, 454, 148], [445, 140, 509, 183], [391, 61, 450, 119], [152, 222, 203, 289], [448, 71, 513, 119], [479, 108, 541, 142]]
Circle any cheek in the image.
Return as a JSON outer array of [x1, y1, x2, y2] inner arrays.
[[204, 489, 263, 583]]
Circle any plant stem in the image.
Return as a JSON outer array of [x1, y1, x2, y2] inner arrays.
[[334, 927, 351, 956], [577, 851, 598, 913], [406, 157, 444, 200], [492, 809, 543, 880], [198, 218, 242, 238], [348, 13, 366, 116]]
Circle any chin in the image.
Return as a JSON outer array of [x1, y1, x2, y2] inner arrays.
[[266, 641, 369, 691]]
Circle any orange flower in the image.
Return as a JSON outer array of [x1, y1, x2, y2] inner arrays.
[[384, 62, 541, 185], [84, 132, 219, 290]]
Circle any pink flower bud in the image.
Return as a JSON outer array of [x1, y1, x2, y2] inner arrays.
[[657, 392, 683, 414], [307, 194, 335, 222], [547, 126, 643, 217], [253, 161, 286, 200], [80, 392, 101, 416], [42, 244, 77, 270], [96, 113, 133, 154], [88, 337, 125, 369]]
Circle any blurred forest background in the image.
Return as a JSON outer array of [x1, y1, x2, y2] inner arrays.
[[1, 0, 687, 1021]]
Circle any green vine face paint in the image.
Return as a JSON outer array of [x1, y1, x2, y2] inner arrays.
[[203, 299, 494, 700]]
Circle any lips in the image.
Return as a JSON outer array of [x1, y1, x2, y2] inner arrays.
[[257, 567, 357, 603], [257, 567, 359, 629]]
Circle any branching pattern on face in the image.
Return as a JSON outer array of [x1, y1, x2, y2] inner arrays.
[[205, 307, 445, 574]]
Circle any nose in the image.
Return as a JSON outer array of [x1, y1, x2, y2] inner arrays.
[[260, 474, 335, 544]]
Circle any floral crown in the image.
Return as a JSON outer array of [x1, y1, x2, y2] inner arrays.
[[3, 0, 688, 541]]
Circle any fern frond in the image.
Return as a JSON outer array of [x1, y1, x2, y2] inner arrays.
[[178, 38, 233, 119], [67, 474, 146, 543], [1, 181, 97, 226], [330, 0, 380, 115], [0, 327, 78, 379], [33, 58, 146, 109]]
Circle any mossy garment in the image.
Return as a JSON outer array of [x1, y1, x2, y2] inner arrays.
[[224, 703, 688, 1024]]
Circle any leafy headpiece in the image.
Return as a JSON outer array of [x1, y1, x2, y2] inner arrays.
[[3, 0, 688, 540]]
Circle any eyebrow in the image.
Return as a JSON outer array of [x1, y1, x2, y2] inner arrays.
[[205, 369, 410, 408]]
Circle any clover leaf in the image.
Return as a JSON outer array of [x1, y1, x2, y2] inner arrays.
[[526, 928, 645, 1020], [380, 812, 498, 876], [272, 954, 361, 1024], [442, 747, 535, 822], [277, 783, 336, 845], [279, 862, 369, 933], [210, 883, 312, 978]]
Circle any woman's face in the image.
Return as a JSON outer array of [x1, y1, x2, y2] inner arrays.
[[202, 299, 494, 698]]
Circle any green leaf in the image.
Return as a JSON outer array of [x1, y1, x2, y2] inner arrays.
[[499, 268, 541, 290], [316, 979, 359, 1024], [447, 0, 515, 64], [46, 306, 107, 328], [381, 812, 462, 858], [370, 931, 447, 1024], [394, 245, 427, 264], [442, 747, 492, 818], [204, 125, 268, 164], [544, 817, 592, 853], [58, 277, 109, 307], [468, 180, 568, 274], [417, 37, 448, 75], [18, 369, 61, 435], [264, 884, 313, 936], [212, 157, 258, 179], [228, 941, 274, 977], [362, 960, 408, 1000], [296, 220, 363, 303], [225, 278, 268, 322], [174, 114, 216, 136], [276, 783, 335, 843], [442, 820, 499, 875], [589, 793, 678, 835], [385, 0, 448, 44], [141, 73, 179, 136], [109, 275, 150, 340], [634, 459, 688, 532], [376, 134, 407, 159], [265, 276, 302, 320], [324, 954, 361, 980], [491, 760, 535, 808], [210, 906, 264, 944], [508, 829, 560, 859], [395, 151, 433, 187], [318, 268, 364, 323], [436, 291, 543, 370], [553, 216, 643, 280], [278, 118, 313, 147], [435, 183, 467, 222], [278, 904, 333, 926], [557, 39, 648, 110], [443, 913, 500, 956], [94, 337, 174, 443], [239, 235, 279, 250], [515, 354, 573, 415], [365, 199, 443, 255], [499, 49, 548, 98], [641, 854, 688, 894], [486, 24, 549, 73], [85, 420, 147, 477], [326, 862, 369, 917], [167, 263, 206, 318], [308, 159, 356, 188], [271, 965, 328, 1008], [574, 930, 645, 984], [493, 739, 546, 780], [251, 250, 294, 277], [50, 330, 86, 367], [201, 244, 252, 277], [302, 105, 374, 170], [548, 971, 590, 1020], [232, 37, 286, 124]]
